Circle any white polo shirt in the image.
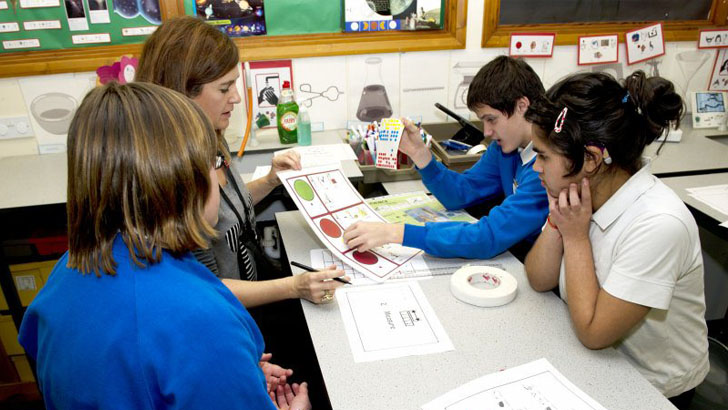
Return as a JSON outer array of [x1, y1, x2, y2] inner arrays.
[[558, 163, 709, 397]]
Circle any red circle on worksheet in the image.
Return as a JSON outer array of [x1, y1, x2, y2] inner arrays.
[[352, 251, 378, 265], [319, 218, 341, 238]]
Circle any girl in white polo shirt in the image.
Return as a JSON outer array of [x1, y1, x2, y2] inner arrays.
[[523, 71, 709, 409]]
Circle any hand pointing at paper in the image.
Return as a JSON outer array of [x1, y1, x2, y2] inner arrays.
[[343, 222, 405, 252]]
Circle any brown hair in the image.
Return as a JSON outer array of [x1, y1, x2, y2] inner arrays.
[[66, 82, 218, 276], [136, 16, 239, 161]]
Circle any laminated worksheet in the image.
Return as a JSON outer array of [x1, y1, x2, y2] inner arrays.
[[278, 165, 422, 282], [421, 358, 607, 410], [337, 281, 453, 362]]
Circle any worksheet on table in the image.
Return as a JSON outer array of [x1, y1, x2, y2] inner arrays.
[[278, 165, 422, 282], [421, 358, 607, 410], [274, 144, 357, 168], [337, 280, 453, 363]]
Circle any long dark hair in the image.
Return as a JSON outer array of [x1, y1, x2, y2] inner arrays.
[[526, 71, 683, 176]]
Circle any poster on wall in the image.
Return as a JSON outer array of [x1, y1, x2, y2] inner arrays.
[[344, 0, 442, 32], [245, 60, 292, 129], [577, 34, 618, 66], [708, 49, 728, 91], [195, 0, 266, 37], [625, 23, 665, 65], [509, 33, 555, 57], [698, 29, 728, 49]]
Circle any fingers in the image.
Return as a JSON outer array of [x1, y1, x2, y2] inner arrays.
[[260, 352, 272, 363], [275, 385, 289, 408], [568, 183, 581, 208], [284, 383, 295, 404], [581, 178, 591, 208]]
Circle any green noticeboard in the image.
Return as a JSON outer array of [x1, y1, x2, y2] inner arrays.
[[0, 0, 160, 54]]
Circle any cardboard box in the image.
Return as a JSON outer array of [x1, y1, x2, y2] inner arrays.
[[9, 260, 57, 307], [0, 315, 23, 356], [11, 354, 35, 382]]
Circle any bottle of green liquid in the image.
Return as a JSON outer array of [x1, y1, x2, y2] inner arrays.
[[276, 81, 298, 144]]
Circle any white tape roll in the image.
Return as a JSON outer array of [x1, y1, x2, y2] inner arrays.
[[450, 265, 517, 307]]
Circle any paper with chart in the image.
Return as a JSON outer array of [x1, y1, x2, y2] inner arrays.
[[422, 358, 607, 410], [278, 165, 422, 282], [337, 280, 453, 362], [309, 191, 483, 285], [366, 191, 477, 225], [274, 143, 357, 168], [375, 118, 404, 169], [311, 248, 503, 285]]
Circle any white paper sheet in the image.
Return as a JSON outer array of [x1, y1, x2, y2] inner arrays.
[[278, 165, 422, 282], [337, 281, 453, 362], [310, 248, 503, 286], [274, 143, 357, 168], [422, 358, 607, 410], [686, 184, 728, 216]]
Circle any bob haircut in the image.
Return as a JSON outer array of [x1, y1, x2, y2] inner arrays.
[[135, 16, 239, 161], [66, 82, 218, 276]]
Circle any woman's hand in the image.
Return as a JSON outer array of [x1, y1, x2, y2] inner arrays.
[[271, 382, 311, 410], [343, 222, 404, 253], [259, 353, 293, 393], [549, 178, 592, 243], [399, 118, 432, 168], [292, 265, 349, 304], [266, 150, 302, 187]]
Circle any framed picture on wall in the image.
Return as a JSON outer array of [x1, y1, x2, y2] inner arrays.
[[708, 49, 728, 91], [577, 34, 619, 66], [246, 60, 293, 128], [509, 33, 555, 57], [624, 23, 665, 65]]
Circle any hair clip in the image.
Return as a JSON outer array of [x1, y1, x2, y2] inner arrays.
[[554, 107, 567, 133], [622, 91, 630, 104]]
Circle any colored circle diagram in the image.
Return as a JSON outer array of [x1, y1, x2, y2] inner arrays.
[[319, 218, 341, 238], [352, 251, 378, 265], [294, 179, 315, 201]]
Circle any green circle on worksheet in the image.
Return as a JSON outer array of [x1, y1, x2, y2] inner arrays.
[[294, 179, 315, 201]]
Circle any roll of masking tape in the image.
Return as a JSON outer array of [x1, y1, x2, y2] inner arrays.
[[450, 265, 517, 307]]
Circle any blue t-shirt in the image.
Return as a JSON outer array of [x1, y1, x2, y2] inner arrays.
[[19, 235, 276, 410], [403, 141, 549, 259]]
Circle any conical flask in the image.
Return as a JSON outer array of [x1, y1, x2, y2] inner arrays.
[[357, 57, 393, 122]]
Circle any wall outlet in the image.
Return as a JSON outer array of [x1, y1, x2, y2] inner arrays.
[[0, 116, 34, 140]]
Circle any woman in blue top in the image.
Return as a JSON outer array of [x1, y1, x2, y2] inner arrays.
[[18, 82, 310, 409]]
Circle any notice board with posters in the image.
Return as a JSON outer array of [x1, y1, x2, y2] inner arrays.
[[0, 0, 161, 53]]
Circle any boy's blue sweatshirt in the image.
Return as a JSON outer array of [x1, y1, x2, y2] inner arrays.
[[403, 141, 549, 259]]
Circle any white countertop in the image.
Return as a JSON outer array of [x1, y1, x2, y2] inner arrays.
[[275, 210, 675, 410], [661, 172, 728, 224], [0, 129, 361, 210]]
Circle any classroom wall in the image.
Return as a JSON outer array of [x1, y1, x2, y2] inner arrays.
[[0, 0, 719, 157]]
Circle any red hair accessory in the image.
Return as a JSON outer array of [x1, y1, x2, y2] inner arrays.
[[554, 107, 567, 133]]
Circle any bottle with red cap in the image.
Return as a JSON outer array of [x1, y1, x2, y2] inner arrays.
[[276, 80, 298, 144]]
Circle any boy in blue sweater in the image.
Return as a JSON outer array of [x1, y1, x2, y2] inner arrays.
[[344, 56, 549, 259]]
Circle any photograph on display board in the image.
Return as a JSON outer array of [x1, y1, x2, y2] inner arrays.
[[624, 23, 665, 65], [708, 49, 728, 91], [344, 0, 442, 32], [195, 0, 266, 37]]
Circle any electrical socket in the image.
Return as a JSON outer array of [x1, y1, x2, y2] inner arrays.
[[0, 116, 34, 140]]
